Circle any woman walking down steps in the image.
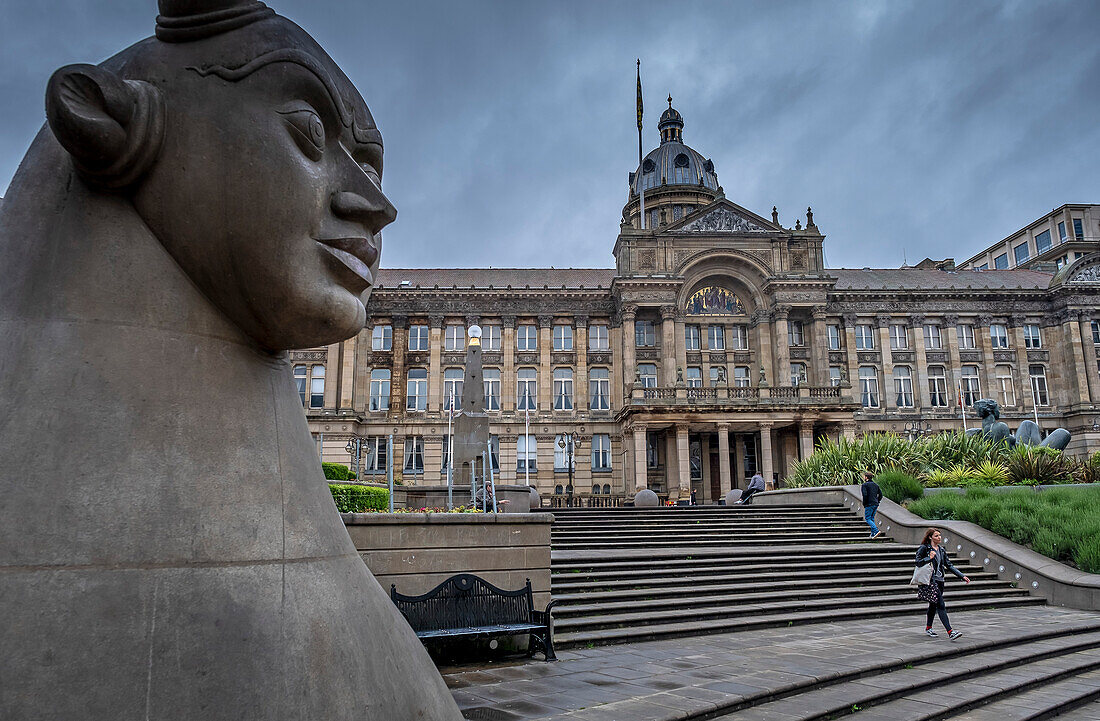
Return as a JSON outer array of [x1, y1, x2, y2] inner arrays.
[[915, 527, 971, 639]]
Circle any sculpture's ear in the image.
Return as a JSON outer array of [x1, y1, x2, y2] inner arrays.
[[46, 64, 165, 191]]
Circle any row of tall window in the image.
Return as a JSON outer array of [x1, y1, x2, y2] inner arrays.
[[366, 367, 613, 412], [838, 322, 1043, 351], [856, 364, 1049, 409], [975, 219, 1085, 270], [370, 323, 612, 352], [355, 433, 613, 475]]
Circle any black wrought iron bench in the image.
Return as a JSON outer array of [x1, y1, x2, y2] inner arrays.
[[390, 573, 557, 661]]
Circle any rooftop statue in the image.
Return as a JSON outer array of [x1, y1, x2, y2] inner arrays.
[[0, 2, 460, 718], [969, 399, 1071, 451]]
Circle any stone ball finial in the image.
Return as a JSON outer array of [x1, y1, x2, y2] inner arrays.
[[725, 489, 743, 505], [634, 489, 659, 507]]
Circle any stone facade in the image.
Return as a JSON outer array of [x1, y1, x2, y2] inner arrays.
[[297, 106, 1100, 504]]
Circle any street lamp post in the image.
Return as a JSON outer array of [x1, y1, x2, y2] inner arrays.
[[903, 420, 932, 442], [344, 436, 365, 480], [557, 433, 582, 508]]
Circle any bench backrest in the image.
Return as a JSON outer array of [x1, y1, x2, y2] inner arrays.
[[391, 574, 533, 632]]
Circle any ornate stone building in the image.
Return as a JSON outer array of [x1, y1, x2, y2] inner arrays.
[[296, 104, 1100, 503]]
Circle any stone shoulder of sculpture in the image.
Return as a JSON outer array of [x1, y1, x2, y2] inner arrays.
[[0, 1, 460, 719], [967, 398, 1071, 451]]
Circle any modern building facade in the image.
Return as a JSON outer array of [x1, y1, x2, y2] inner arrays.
[[960, 204, 1099, 272], [296, 105, 1100, 504]]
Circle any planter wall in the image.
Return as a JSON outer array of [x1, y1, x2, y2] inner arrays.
[[401, 484, 532, 512], [754, 486, 1100, 611], [341, 512, 553, 607]]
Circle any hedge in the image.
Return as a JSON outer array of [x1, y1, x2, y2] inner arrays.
[[322, 462, 357, 481], [875, 470, 923, 504], [328, 483, 388, 512]]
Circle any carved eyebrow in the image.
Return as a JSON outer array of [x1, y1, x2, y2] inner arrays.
[[189, 48, 383, 147]]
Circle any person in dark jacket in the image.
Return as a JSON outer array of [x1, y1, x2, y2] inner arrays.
[[860, 471, 884, 538], [915, 527, 971, 639]]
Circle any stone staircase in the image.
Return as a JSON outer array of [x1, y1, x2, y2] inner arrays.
[[551, 504, 1044, 650]]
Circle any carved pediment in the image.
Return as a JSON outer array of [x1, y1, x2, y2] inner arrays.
[[1068, 265, 1100, 283], [677, 206, 769, 233]]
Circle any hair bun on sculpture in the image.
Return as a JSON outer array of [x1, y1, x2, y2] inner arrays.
[[156, 0, 274, 42]]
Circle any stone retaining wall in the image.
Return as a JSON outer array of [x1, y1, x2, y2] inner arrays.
[[341, 512, 553, 607], [754, 486, 1100, 611]]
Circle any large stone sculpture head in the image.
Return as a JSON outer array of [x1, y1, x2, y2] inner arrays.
[[44, 0, 396, 350]]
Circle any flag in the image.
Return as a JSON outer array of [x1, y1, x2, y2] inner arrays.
[[636, 59, 643, 131]]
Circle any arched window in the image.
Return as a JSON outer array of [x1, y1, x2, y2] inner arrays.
[[369, 369, 390, 412], [517, 368, 537, 410], [893, 366, 914, 408], [443, 368, 463, 410]]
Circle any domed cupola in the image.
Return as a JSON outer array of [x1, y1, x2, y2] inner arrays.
[[658, 96, 684, 143], [628, 98, 720, 202]]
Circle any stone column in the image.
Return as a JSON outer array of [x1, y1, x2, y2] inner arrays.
[[502, 315, 516, 413], [661, 305, 677, 388], [910, 314, 929, 410], [674, 313, 688, 384], [575, 315, 589, 411], [427, 314, 443, 413], [538, 314, 553, 411], [943, 314, 962, 407], [1063, 312, 1091, 405], [877, 314, 893, 410], [621, 304, 637, 402], [610, 319, 623, 412], [753, 309, 774, 388], [339, 336, 356, 410], [841, 313, 859, 392], [810, 307, 828, 385], [759, 422, 775, 489], [977, 314, 997, 404], [633, 424, 647, 491], [676, 425, 691, 500], [734, 433, 746, 490], [717, 423, 732, 496], [389, 315, 407, 414], [1010, 314, 1029, 411], [799, 420, 815, 460], [774, 305, 791, 386], [323, 341, 340, 409], [1079, 314, 1100, 403], [353, 328, 370, 413]]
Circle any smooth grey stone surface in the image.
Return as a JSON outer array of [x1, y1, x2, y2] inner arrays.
[[0, 2, 459, 719], [531, 485, 543, 509], [1041, 428, 1072, 451], [726, 489, 744, 505], [635, 489, 660, 507], [1016, 420, 1042, 446]]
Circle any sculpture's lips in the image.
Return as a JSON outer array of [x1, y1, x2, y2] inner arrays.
[[315, 236, 377, 288]]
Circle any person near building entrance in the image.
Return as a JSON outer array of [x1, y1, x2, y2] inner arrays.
[[735, 472, 765, 505], [860, 471, 884, 538], [915, 527, 970, 639], [690, 488, 697, 506]]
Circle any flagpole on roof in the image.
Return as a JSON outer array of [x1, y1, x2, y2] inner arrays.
[[637, 59, 645, 230]]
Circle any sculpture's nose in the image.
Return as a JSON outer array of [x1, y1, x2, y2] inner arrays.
[[331, 189, 397, 234]]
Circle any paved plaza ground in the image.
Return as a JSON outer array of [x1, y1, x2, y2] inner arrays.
[[442, 605, 1100, 721]]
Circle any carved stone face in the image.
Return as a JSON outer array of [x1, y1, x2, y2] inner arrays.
[[127, 17, 396, 351]]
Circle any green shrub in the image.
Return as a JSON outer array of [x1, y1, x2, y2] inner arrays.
[[1006, 446, 1072, 485], [907, 486, 1100, 573], [923, 468, 954, 488], [322, 462, 351, 481], [328, 483, 389, 512], [1071, 452, 1100, 485], [875, 470, 923, 503], [945, 463, 973, 486], [973, 460, 1009, 485]]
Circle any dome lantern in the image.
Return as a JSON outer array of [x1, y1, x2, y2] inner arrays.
[[658, 95, 684, 144]]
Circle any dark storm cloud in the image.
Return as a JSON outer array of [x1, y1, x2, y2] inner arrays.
[[2, 1, 1097, 270]]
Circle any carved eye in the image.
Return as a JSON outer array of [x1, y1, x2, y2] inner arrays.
[[279, 108, 325, 161]]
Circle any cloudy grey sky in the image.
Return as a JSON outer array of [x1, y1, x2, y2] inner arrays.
[[2, 1, 1098, 270]]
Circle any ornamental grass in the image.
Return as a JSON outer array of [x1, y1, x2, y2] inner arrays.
[[906, 486, 1100, 574]]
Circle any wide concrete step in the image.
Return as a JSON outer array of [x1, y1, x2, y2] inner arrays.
[[553, 532, 893, 549], [707, 630, 1100, 721], [554, 584, 1031, 624], [1046, 698, 1100, 721], [551, 563, 983, 591], [552, 520, 868, 534], [552, 543, 919, 567], [554, 595, 1046, 648], [551, 511, 859, 525], [552, 575, 1008, 605], [549, 504, 849, 514], [949, 669, 1100, 721], [551, 556, 943, 584]]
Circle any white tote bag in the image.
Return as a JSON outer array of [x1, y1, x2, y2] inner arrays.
[[910, 563, 932, 587]]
